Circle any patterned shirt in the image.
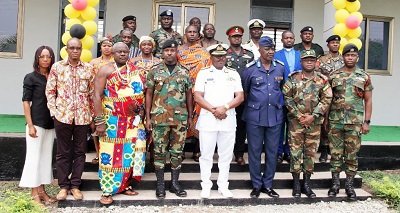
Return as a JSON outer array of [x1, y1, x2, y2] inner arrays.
[[150, 28, 183, 58], [317, 52, 344, 76], [46, 59, 95, 125], [146, 62, 192, 126], [90, 56, 114, 75]]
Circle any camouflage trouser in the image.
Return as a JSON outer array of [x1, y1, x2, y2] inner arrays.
[[328, 123, 361, 176], [288, 120, 320, 174], [152, 123, 187, 170]]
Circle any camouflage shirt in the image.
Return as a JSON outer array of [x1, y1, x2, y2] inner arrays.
[[112, 32, 140, 48], [329, 67, 373, 124], [150, 28, 183, 58], [147, 62, 192, 126], [317, 52, 344, 76], [283, 71, 332, 124], [294, 43, 325, 58]]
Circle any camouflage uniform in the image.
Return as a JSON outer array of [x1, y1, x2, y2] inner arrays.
[[283, 71, 332, 173], [150, 28, 183, 58], [328, 67, 373, 176], [146, 62, 192, 170], [112, 32, 140, 48], [317, 53, 344, 147]]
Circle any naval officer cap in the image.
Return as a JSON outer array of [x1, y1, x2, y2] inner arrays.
[[160, 10, 173, 17], [342, 44, 359, 55], [206, 43, 229, 56], [300, 26, 314, 33], [122, 15, 136, 22], [300, 49, 317, 59], [259, 36, 274, 47], [247, 19, 266, 29], [326, 35, 341, 43], [162, 39, 178, 49]]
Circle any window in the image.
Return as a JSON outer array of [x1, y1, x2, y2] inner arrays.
[[0, 0, 24, 58], [153, 1, 215, 34], [263, 24, 290, 51], [358, 16, 393, 75]]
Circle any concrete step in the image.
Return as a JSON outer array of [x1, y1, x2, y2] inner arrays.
[[57, 188, 371, 207], [79, 171, 362, 191]]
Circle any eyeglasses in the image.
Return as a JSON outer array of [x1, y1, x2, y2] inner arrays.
[[39, 55, 52, 59]]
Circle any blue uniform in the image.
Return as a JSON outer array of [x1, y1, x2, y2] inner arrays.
[[241, 59, 285, 189]]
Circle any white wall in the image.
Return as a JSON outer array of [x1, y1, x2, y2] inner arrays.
[[0, 0, 60, 115]]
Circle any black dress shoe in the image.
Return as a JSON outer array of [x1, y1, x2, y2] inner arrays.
[[261, 188, 279, 198], [250, 188, 261, 198], [235, 156, 246, 166], [282, 153, 291, 163]]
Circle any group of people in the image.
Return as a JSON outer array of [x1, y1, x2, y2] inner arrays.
[[19, 9, 373, 206]]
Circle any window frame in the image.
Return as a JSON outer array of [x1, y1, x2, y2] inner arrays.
[[0, 0, 24, 58], [360, 15, 394, 76], [152, 0, 215, 35]]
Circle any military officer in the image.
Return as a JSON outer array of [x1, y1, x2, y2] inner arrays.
[[111, 15, 140, 48], [145, 39, 193, 199], [317, 34, 344, 163], [327, 44, 373, 200], [283, 49, 332, 198], [226, 26, 254, 165], [242, 36, 284, 198], [242, 19, 266, 60], [294, 26, 324, 58], [150, 10, 183, 58], [194, 44, 244, 198]]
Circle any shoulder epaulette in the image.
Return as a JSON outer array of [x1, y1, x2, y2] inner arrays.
[[274, 59, 284, 66], [246, 60, 256, 68], [226, 66, 237, 72]]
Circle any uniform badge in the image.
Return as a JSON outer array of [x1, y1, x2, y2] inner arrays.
[[227, 61, 232, 66]]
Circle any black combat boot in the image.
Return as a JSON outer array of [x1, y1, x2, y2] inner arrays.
[[345, 174, 357, 201], [319, 145, 328, 163], [292, 173, 301, 198], [155, 169, 166, 199], [169, 168, 187, 197], [328, 172, 340, 197], [301, 172, 316, 198]]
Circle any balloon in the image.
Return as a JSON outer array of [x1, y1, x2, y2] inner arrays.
[[346, 15, 361, 29], [70, 24, 86, 39], [65, 18, 81, 30], [88, 0, 100, 7], [60, 46, 68, 59], [333, 23, 349, 38], [64, 4, 80, 19], [348, 38, 363, 50], [81, 7, 97, 20], [81, 35, 95, 49], [80, 49, 93, 62], [62, 32, 72, 45], [340, 37, 348, 48], [335, 9, 350, 23], [351, 11, 363, 22], [82, 20, 97, 35], [72, 0, 88, 11], [348, 27, 362, 38], [346, 0, 361, 13], [333, 0, 346, 9]]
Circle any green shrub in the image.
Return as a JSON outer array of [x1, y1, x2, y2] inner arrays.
[[0, 190, 47, 213]]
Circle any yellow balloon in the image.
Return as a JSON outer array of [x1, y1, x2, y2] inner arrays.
[[333, 0, 346, 10], [60, 46, 68, 59], [346, 0, 361, 13], [64, 4, 80, 19], [351, 11, 363, 22], [340, 37, 348, 48], [333, 23, 349, 38], [348, 38, 363, 50], [347, 27, 362, 39], [81, 35, 95, 49], [65, 18, 81, 30], [80, 49, 93, 62], [81, 7, 97, 20], [88, 0, 100, 7], [335, 9, 350, 23], [82, 20, 97, 35], [62, 32, 72, 45]]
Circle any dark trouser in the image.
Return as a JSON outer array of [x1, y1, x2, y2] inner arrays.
[[247, 123, 281, 189], [278, 111, 290, 156], [54, 119, 89, 189], [234, 104, 246, 158]]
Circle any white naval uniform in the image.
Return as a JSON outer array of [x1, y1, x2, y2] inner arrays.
[[195, 65, 243, 190], [242, 39, 260, 60]]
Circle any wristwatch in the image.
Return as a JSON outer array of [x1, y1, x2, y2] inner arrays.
[[224, 103, 230, 110], [364, 120, 371, 125]]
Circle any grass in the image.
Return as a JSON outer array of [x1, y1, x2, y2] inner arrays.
[[359, 170, 400, 212]]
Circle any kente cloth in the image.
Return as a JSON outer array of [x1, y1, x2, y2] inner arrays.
[[177, 43, 211, 138], [128, 56, 161, 77], [98, 64, 147, 196]]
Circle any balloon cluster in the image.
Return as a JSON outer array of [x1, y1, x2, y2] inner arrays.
[[332, 0, 363, 52], [61, 0, 99, 62]]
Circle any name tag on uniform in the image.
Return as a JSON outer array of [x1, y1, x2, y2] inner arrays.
[[226, 77, 235, 81], [206, 78, 215, 84]]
